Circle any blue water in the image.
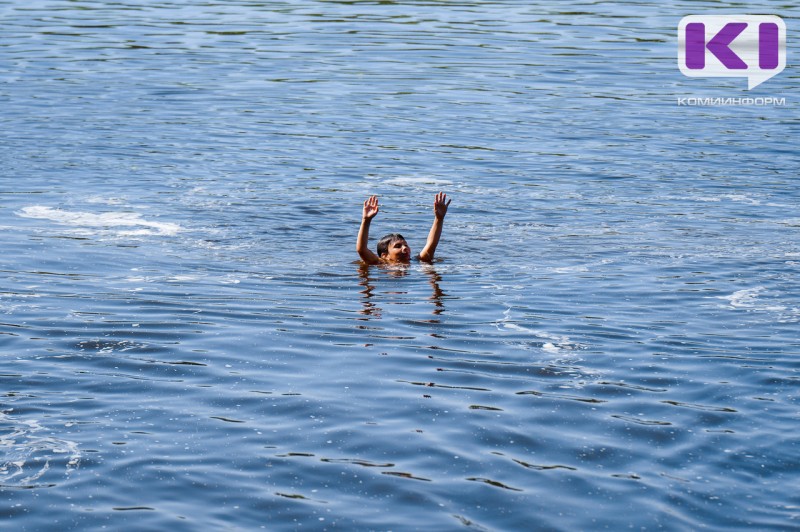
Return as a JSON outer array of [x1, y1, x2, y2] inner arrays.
[[2, 0, 799, 529]]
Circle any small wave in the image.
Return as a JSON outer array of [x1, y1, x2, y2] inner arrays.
[[17, 206, 180, 236]]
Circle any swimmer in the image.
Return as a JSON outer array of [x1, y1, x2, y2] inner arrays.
[[357, 192, 451, 265]]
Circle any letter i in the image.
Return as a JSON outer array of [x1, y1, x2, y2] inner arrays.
[[759, 23, 779, 69]]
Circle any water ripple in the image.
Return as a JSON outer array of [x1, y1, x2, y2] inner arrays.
[[1, 0, 798, 529]]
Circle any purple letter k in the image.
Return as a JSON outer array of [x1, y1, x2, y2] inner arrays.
[[686, 22, 748, 70]]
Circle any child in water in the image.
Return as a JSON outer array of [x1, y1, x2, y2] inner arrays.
[[357, 192, 451, 265]]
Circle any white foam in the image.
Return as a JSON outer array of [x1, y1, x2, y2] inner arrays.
[[0, 413, 81, 486], [723, 287, 762, 308], [85, 196, 126, 206], [720, 287, 787, 312], [167, 275, 199, 283], [542, 342, 560, 353], [382, 176, 453, 186], [18, 206, 181, 236], [694, 194, 761, 205], [723, 194, 761, 205], [497, 321, 584, 352], [552, 265, 590, 274]]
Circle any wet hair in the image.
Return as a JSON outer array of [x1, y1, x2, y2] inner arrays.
[[377, 233, 406, 257]]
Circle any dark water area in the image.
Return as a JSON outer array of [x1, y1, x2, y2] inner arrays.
[[1, 0, 799, 530]]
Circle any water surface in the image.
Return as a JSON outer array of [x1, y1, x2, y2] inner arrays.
[[1, 0, 798, 529]]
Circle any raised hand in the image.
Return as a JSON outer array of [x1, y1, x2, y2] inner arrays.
[[433, 192, 451, 220], [363, 195, 380, 220], [419, 192, 451, 263]]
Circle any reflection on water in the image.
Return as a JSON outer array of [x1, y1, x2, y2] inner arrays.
[[425, 266, 446, 317], [357, 262, 446, 320], [1, 0, 798, 529], [357, 263, 382, 318]]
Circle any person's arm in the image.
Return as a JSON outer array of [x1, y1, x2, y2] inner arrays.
[[418, 192, 451, 263], [357, 195, 383, 265]]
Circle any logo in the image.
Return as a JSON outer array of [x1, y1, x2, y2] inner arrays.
[[678, 15, 786, 90]]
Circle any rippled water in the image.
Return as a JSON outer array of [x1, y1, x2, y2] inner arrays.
[[2, 0, 798, 529]]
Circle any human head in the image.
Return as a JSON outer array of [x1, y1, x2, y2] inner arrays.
[[377, 233, 411, 263]]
